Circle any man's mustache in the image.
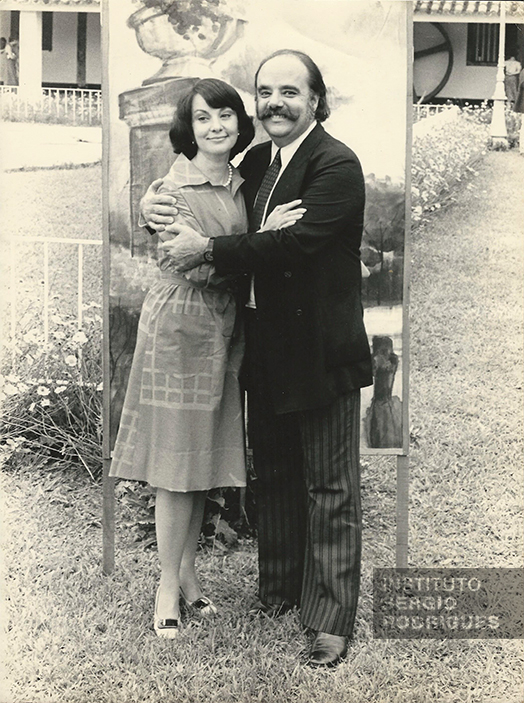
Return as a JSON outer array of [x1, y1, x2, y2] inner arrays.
[[259, 107, 297, 121]]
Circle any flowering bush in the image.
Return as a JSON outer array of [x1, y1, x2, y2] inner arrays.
[[461, 101, 522, 147], [0, 303, 102, 479], [411, 109, 489, 222]]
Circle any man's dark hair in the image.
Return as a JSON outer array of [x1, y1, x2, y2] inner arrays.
[[254, 49, 330, 123], [169, 78, 255, 160]]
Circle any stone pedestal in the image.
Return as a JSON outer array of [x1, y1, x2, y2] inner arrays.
[[119, 76, 198, 256]]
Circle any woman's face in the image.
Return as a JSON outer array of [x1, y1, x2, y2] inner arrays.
[[191, 94, 239, 158]]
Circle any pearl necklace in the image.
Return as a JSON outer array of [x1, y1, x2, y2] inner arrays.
[[223, 162, 233, 188]]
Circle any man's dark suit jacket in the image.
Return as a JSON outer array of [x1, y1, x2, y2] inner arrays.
[[213, 123, 372, 415]]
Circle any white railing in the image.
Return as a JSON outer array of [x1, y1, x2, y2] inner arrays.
[[0, 86, 102, 126], [7, 236, 103, 364], [413, 104, 454, 122]]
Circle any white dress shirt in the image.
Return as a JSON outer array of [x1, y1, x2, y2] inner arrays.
[[247, 121, 317, 309]]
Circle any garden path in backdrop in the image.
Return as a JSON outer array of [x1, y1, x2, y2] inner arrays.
[[1, 151, 523, 703], [0, 123, 101, 171]]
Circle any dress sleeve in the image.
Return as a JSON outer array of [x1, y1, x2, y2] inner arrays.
[[157, 180, 215, 287]]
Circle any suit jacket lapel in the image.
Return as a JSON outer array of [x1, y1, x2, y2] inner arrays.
[[242, 142, 272, 214], [242, 123, 325, 219], [267, 123, 325, 211]]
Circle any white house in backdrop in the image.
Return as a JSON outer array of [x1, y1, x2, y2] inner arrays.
[[0, 0, 100, 98], [414, 0, 524, 102], [1, 0, 524, 103]]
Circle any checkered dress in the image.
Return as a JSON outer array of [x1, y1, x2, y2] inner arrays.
[[110, 155, 247, 492]]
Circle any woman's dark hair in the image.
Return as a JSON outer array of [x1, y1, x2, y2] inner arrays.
[[169, 78, 255, 159], [254, 49, 330, 123]]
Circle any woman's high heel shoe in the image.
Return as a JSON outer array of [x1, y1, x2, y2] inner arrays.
[[154, 588, 180, 639], [180, 590, 217, 617]]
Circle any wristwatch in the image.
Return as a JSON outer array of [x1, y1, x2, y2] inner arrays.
[[203, 238, 215, 263]]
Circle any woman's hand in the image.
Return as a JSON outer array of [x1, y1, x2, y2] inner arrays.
[[261, 200, 307, 231]]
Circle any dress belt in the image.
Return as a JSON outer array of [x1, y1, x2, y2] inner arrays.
[[160, 270, 205, 288], [159, 269, 236, 295]]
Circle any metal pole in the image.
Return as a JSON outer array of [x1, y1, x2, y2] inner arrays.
[[490, 0, 508, 147], [10, 238, 16, 369], [77, 243, 84, 329], [43, 240, 49, 347]]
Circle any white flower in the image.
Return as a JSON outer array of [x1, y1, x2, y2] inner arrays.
[[37, 386, 50, 396], [96, 382, 104, 392], [55, 386, 67, 394], [23, 330, 39, 343], [29, 402, 36, 412], [64, 355, 77, 367], [41, 398, 51, 407], [4, 383, 18, 396], [72, 331, 88, 346]]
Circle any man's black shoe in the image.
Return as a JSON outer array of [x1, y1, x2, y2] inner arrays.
[[248, 600, 294, 618], [308, 632, 348, 667]]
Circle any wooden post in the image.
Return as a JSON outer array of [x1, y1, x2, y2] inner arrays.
[[102, 459, 115, 575], [395, 4, 412, 571], [101, 0, 115, 575], [396, 455, 409, 567]]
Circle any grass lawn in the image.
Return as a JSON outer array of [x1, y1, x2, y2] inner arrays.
[[0, 164, 103, 329], [1, 152, 524, 702]]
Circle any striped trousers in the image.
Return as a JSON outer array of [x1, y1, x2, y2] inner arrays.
[[245, 310, 362, 636]]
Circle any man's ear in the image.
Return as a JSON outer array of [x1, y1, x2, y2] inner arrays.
[[309, 92, 320, 115]]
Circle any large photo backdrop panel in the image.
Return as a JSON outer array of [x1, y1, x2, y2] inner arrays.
[[104, 0, 409, 453]]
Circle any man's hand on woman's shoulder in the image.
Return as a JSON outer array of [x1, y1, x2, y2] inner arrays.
[[140, 178, 179, 232]]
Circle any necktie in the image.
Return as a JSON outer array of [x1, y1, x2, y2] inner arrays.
[[250, 149, 282, 231]]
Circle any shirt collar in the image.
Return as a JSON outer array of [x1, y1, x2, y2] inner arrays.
[[168, 153, 244, 196], [270, 121, 317, 168]]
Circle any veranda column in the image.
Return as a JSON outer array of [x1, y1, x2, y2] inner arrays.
[[490, 0, 508, 148], [18, 10, 42, 102]]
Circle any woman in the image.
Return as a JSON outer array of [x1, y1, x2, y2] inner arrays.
[[110, 79, 304, 638]]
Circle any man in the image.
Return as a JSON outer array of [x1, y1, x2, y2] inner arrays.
[[0, 38, 9, 86], [504, 55, 522, 105], [142, 50, 372, 667]]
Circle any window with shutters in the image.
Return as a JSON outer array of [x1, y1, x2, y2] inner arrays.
[[467, 23, 499, 66], [42, 12, 53, 52]]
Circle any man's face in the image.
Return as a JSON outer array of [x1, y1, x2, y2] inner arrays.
[[255, 55, 319, 147]]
